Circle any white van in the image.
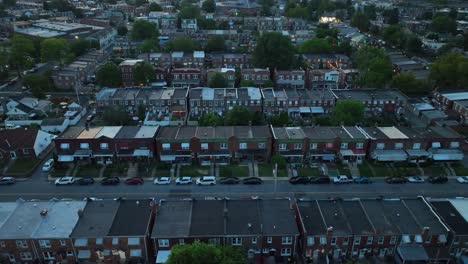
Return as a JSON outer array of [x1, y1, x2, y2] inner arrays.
[[196, 176, 216, 186]]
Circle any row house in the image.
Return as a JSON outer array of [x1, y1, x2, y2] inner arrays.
[[206, 68, 236, 87], [331, 89, 408, 115], [160, 18, 177, 30], [156, 126, 272, 164], [0, 128, 54, 163], [152, 198, 299, 264], [272, 126, 367, 164], [70, 199, 154, 263], [361, 126, 464, 163], [276, 69, 305, 89], [257, 17, 288, 31], [302, 54, 352, 70], [432, 91, 468, 111], [170, 68, 202, 88], [188, 87, 262, 118], [452, 100, 468, 124], [0, 200, 86, 263], [208, 53, 253, 68], [180, 19, 197, 31], [54, 126, 159, 164], [295, 197, 450, 263], [242, 68, 270, 87], [309, 69, 340, 89], [119, 59, 144, 87]]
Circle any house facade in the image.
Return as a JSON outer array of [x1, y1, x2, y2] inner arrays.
[[0, 128, 55, 163]]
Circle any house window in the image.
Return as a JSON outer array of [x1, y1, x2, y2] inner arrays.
[[378, 236, 384, 245], [252, 237, 257, 244], [112, 238, 119, 245], [181, 143, 190, 150], [258, 143, 266, 149], [432, 142, 441, 148], [307, 236, 314, 245], [356, 143, 364, 149], [395, 143, 403, 149], [331, 237, 337, 245], [128, 238, 140, 246], [162, 143, 171, 150], [60, 143, 70, 149], [310, 143, 317, 150], [20, 252, 32, 260], [42, 252, 55, 260], [279, 143, 286, 150], [320, 236, 326, 245], [412, 143, 421, 150], [367, 237, 373, 245], [231, 237, 242, 246], [343, 237, 349, 245], [267, 237, 272, 244], [282, 236, 292, 245], [23, 148, 29, 155], [281, 248, 291, 256], [100, 143, 109, 149], [354, 236, 361, 245], [294, 143, 302, 150], [340, 143, 348, 149], [60, 240, 66, 246], [450, 142, 460, 148], [220, 143, 227, 149], [66, 251, 73, 257], [158, 239, 169, 247], [239, 143, 247, 149], [376, 143, 385, 150], [39, 240, 51, 248], [0, 241, 4, 247], [201, 143, 208, 150], [74, 239, 88, 247], [96, 238, 103, 245], [80, 143, 89, 149], [179, 239, 185, 245], [326, 143, 333, 149], [130, 249, 142, 257], [390, 236, 396, 244], [16, 240, 28, 248]]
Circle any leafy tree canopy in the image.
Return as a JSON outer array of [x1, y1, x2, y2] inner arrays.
[[131, 20, 158, 40], [253, 32, 295, 71], [166, 242, 245, 264], [133, 61, 155, 85], [165, 37, 200, 52], [391, 73, 431, 96], [204, 35, 225, 52], [41, 38, 69, 63], [202, 0, 215, 13], [431, 14, 457, 34], [351, 12, 370, 32], [102, 106, 131, 125], [353, 46, 393, 88], [208, 72, 227, 88], [430, 52, 468, 88], [299, 37, 332, 53], [96, 62, 121, 87], [331, 100, 365, 125]]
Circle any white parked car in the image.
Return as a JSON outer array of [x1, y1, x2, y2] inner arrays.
[[154, 177, 171, 185], [42, 159, 54, 172], [175, 177, 192, 185], [54, 177, 75, 185], [196, 176, 216, 185], [407, 176, 425, 183], [333, 175, 352, 184], [457, 176, 468, 184]]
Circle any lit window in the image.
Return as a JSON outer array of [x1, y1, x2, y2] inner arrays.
[[158, 239, 169, 247]]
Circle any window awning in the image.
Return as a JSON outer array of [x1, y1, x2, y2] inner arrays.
[[160, 155, 176, 161], [93, 150, 115, 157], [77, 250, 91, 259], [339, 149, 366, 156], [288, 108, 300, 113], [58, 155, 74, 162], [322, 154, 336, 161], [310, 106, 325, 113], [414, 235, 423, 243], [402, 235, 411, 243], [371, 150, 408, 161], [438, 234, 447, 243], [117, 149, 134, 157], [133, 149, 151, 157], [431, 142, 441, 148], [299, 107, 311, 113], [406, 149, 432, 157], [156, 250, 171, 264], [430, 148, 464, 161], [73, 150, 92, 157]]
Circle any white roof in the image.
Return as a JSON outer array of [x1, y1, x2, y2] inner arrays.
[[0, 202, 18, 228], [449, 199, 468, 222], [193, 51, 205, 58], [202, 88, 214, 100], [378, 126, 408, 139], [441, 92, 468, 101], [95, 126, 122, 139], [161, 89, 174, 100], [247, 87, 261, 100], [171, 52, 184, 58], [119, 59, 143, 66], [413, 103, 434, 111], [135, 126, 159, 138]]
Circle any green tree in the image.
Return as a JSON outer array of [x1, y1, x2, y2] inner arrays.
[[363, 4, 376, 20], [271, 154, 287, 170], [41, 38, 69, 63], [102, 106, 131, 125], [270, 112, 289, 126], [197, 18, 217, 30], [23, 74, 51, 98], [405, 35, 422, 53], [208, 73, 227, 88], [149, 2, 162, 11], [117, 25, 128, 36], [382, 8, 399, 24], [178, 5, 201, 19], [299, 37, 332, 53], [353, 46, 393, 88], [351, 12, 370, 32], [430, 52, 468, 88], [131, 20, 158, 40], [133, 62, 155, 85], [165, 37, 199, 52], [253, 32, 295, 74], [166, 242, 245, 264], [382, 25, 406, 48], [251, 111, 265, 125], [96, 63, 121, 87], [259, 0, 273, 16], [225, 105, 252, 125], [137, 104, 146, 120], [204, 35, 225, 52], [330, 100, 365, 125], [70, 39, 99, 57], [10, 35, 35, 76], [240, 80, 255, 87], [202, 0, 215, 13], [286, 6, 309, 19], [391, 73, 431, 95], [199, 112, 222, 126], [431, 14, 457, 34], [138, 39, 159, 52]]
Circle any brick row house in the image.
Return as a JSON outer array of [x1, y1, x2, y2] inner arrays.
[[152, 198, 299, 264], [0, 128, 55, 163], [156, 126, 272, 165], [331, 89, 408, 115], [295, 197, 451, 263], [54, 126, 159, 164]]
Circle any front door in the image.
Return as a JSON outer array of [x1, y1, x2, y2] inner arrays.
[[9, 151, 17, 159]]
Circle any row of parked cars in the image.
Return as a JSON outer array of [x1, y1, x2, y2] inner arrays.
[[288, 175, 464, 184]]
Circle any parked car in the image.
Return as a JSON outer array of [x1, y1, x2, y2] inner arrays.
[[385, 177, 407, 184], [289, 176, 310, 184], [427, 176, 448, 184], [219, 177, 240, 185], [55, 176, 75, 185], [125, 176, 144, 185], [77, 177, 94, 185], [353, 177, 372, 184], [407, 176, 425, 183], [243, 177, 263, 185], [154, 177, 171, 185], [333, 175, 353, 184], [196, 176, 216, 185], [175, 177, 192, 185], [457, 176, 468, 184], [101, 177, 120, 185], [42, 159, 54, 172], [309, 176, 331, 184], [0, 177, 16, 185]]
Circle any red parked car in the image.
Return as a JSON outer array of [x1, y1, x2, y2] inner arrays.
[[125, 176, 144, 185]]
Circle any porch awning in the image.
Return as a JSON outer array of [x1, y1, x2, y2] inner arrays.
[[199, 149, 231, 157], [58, 155, 74, 162], [117, 149, 134, 157], [279, 150, 304, 157], [371, 150, 408, 161], [406, 149, 432, 157], [288, 108, 300, 113], [93, 150, 115, 157], [322, 154, 336, 161], [160, 155, 176, 161], [161, 150, 191, 157], [310, 106, 325, 113], [133, 149, 151, 157], [429, 148, 464, 161], [73, 149, 92, 157], [156, 250, 171, 264], [309, 152, 336, 159], [339, 149, 366, 156], [299, 107, 311, 113]]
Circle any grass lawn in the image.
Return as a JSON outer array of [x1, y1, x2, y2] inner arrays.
[[358, 161, 374, 177], [297, 167, 320, 177], [138, 163, 157, 177], [277, 168, 288, 177], [337, 164, 351, 177], [258, 164, 273, 177], [75, 164, 103, 177], [50, 164, 75, 178], [103, 164, 129, 177], [394, 166, 419, 177], [368, 163, 394, 177], [452, 163, 468, 176], [179, 165, 210, 177], [219, 165, 249, 177], [7, 159, 41, 175], [423, 166, 446, 177]]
